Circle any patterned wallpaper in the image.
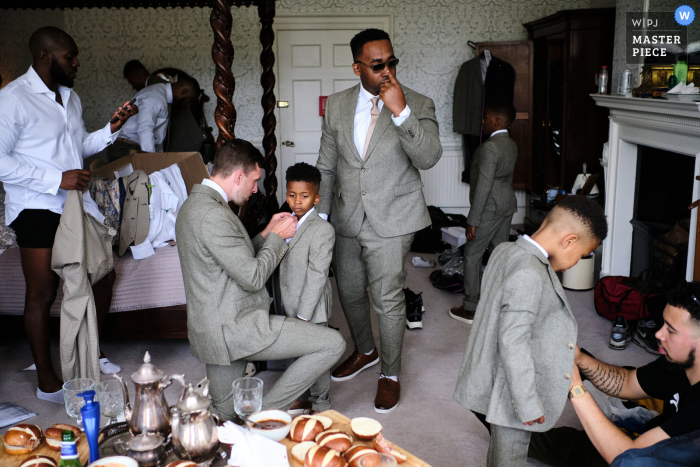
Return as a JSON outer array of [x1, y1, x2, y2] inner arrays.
[[1, 0, 614, 144]]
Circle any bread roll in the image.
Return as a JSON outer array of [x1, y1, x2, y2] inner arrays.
[[350, 418, 382, 440], [305, 444, 347, 467], [19, 455, 58, 467], [344, 445, 380, 467], [315, 430, 352, 453], [298, 414, 333, 430], [4, 424, 42, 455], [289, 416, 324, 442], [166, 461, 198, 467], [291, 441, 317, 464], [372, 433, 406, 464], [45, 424, 81, 451]]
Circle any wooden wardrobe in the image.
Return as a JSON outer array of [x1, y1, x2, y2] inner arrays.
[[524, 8, 616, 201]]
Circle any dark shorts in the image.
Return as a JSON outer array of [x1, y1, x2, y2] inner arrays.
[[9, 209, 61, 248]]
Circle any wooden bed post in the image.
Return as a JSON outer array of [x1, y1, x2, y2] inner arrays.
[[211, 0, 236, 148], [258, 0, 279, 215]]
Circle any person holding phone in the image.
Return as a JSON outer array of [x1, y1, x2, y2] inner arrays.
[[0, 26, 138, 402]]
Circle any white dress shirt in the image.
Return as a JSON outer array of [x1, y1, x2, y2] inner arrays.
[[318, 84, 411, 223], [490, 129, 508, 137], [119, 83, 172, 153], [523, 235, 549, 258], [0, 66, 115, 225], [201, 178, 228, 203], [285, 207, 315, 244], [353, 84, 411, 158]]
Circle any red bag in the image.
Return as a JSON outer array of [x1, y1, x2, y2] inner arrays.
[[594, 276, 660, 322]]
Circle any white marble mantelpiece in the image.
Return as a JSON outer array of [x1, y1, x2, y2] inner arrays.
[[591, 95, 700, 280]]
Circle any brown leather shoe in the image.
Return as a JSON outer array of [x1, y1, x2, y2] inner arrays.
[[374, 376, 400, 414], [287, 399, 318, 416], [331, 348, 380, 382], [449, 306, 475, 324]]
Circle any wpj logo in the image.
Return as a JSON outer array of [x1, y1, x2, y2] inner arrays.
[[675, 5, 695, 26], [626, 9, 690, 65]]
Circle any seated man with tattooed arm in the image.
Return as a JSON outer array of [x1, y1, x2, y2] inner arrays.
[[528, 281, 700, 466]]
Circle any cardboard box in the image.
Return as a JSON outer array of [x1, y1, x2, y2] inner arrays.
[[91, 152, 209, 195], [441, 226, 467, 247]]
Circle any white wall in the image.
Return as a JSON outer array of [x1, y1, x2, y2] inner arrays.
[[0, 0, 614, 220]]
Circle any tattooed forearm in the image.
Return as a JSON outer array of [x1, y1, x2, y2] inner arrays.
[[579, 362, 627, 396]]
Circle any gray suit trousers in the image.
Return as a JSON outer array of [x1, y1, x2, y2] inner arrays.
[[463, 214, 512, 312], [206, 317, 345, 418], [333, 215, 414, 376], [488, 424, 531, 467]]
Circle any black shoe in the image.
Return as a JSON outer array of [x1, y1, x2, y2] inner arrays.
[[404, 288, 423, 330], [404, 288, 425, 313], [609, 316, 631, 350], [632, 317, 662, 355]]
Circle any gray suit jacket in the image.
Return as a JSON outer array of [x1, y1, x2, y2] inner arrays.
[[452, 56, 483, 136], [466, 132, 518, 227], [272, 209, 335, 323], [453, 237, 578, 431], [176, 184, 288, 365], [316, 84, 442, 238]]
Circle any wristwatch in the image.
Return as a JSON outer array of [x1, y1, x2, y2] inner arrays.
[[568, 385, 587, 400]]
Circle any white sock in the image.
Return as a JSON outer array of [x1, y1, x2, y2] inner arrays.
[[99, 358, 121, 375], [380, 374, 398, 382], [364, 350, 375, 356], [36, 388, 65, 404], [23, 364, 37, 371], [411, 256, 436, 268]]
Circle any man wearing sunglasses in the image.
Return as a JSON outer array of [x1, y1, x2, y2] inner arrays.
[[316, 28, 442, 414], [528, 281, 700, 466]]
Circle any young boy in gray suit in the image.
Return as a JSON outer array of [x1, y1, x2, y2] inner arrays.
[[450, 103, 518, 324], [454, 196, 608, 467], [273, 162, 336, 413]]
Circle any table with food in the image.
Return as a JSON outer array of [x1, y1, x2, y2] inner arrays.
[[1, 352, 431, 467]]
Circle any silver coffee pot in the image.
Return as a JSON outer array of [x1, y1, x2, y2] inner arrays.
[[170, 378, 220, 463], [113, 351, 184, 436]]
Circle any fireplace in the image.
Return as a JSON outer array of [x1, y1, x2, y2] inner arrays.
[[591, 95, 700, 280]]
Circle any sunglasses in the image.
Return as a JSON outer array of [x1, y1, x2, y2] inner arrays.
[[674, 280, 700, 308], [354, 58, 399, 74]]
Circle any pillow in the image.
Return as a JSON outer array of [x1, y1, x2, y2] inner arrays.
[[0, 183, 18, 249]]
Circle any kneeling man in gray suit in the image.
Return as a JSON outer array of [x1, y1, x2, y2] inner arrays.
[[176, 139, 346, 419], [454, 196, 607, 467]]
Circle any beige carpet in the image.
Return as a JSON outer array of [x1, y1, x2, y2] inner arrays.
[[0, 252, 657, 466]]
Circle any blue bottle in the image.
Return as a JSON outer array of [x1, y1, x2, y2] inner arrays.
[[78, 390, 100, 464]]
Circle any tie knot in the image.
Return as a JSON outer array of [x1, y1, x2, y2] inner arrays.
[[371, 96, 380, 107]]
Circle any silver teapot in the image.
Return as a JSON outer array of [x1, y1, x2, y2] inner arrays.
[[113, 351, 184, 436], [126, 432, 165, 467], [170, 378, 220, 463]]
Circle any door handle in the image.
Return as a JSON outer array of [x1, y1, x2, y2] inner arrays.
[[281, 141, 295, 147]]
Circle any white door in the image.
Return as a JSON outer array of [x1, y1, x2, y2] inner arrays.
[[276, 29, 362, 202]]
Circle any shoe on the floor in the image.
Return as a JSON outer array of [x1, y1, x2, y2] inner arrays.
[[36, 387, 65, 404], [406, 308, 423, 330], [331, 348, 380, 382], [609, 316, 631, 350], [404, 288, 425, 313], [449, 306, 474, 324], [632, 317, 662, 355], [287, 400, 318, 416], [99, 358, 121, 375], [374, 375, 400, 414]]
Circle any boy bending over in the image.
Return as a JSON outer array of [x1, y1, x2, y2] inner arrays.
[[454, 196, 608, 467]]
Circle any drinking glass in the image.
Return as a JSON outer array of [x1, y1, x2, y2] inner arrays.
[[359, 453, 397, 467], [63, 378, 96, 430], [96, 380, 124, 427], [232, 377, 263, 423]]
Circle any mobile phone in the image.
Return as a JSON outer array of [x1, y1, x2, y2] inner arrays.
[[110, 97, 137, 124]]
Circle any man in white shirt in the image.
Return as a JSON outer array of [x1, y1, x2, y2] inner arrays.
[[115, 75, 200, 158], [0, 26, 137, 402], [315, 29, 442, 413]]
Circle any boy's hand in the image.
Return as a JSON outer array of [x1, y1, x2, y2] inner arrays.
[[466, 224, 476, 241], [523, 415, 545, 426]]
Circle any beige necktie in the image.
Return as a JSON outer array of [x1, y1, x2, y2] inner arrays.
[[362, 97, 380, 159]]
